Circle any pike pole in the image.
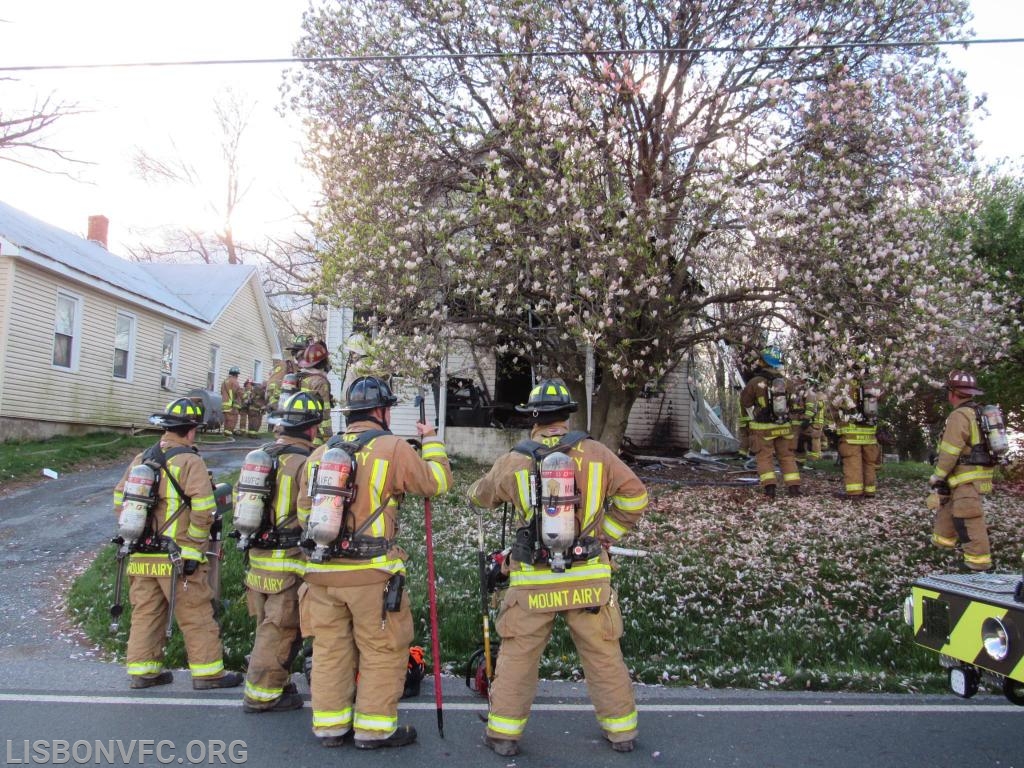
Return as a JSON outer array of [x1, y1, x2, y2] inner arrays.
[[417, 390, 445, 738]]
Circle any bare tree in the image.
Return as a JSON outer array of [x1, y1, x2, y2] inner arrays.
[[0, 85, 84, 173]]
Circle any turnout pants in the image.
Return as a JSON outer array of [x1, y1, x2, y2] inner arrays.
[[750, 431, 801, 488], [126, 565, 225, 681], [486, 589, 638, 746], [224, 408, 239, 433], [932, 483, 992, 570], [838, 439, 881, 497], [299, 580, 413, 740], [244, 584, 302, 708]]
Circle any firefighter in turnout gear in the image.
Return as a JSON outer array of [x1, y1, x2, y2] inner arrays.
[[267, 336, 310, 408], [237, 392, 322, 713], [794, 378, 827, 463], [221, 367, 245, 435], [834, 367, 883, 500], [113, 398, 242, 691], [298, 340, 335, 445], [296, 375, 452, 749], [241, 380, 268, 437], [739, 347, 801, 498], [468, 379, 649, 756], [929, 370, 998, 572]]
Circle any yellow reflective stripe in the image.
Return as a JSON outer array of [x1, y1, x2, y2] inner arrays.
[[948, 467, 994, 488], [190, 660, 225, 677], [421, 440, 447, 460], [514, 469, 531, 519], [598, 709, 638, 733], [932, 533, 957, 548], [127, 662, 163, 676], [244, 681, 283, 701], [248, 553, 306, 574], [509, 561, 610, 587], [354, 712, 397, 732], [303, 556, 406, 575], [488, 713, 528, 737], [602, 516, 627, 540], [179, 546, 204, 561], [939, 440, 962, 457], [114, 490, 124, 505], [369, 459, 389, 537], [611, 491, 648, 512], [429, 461, 449, 494], [782, 472, 800, 482], [846, 482, 864, 492], [164, 466, 182, 538], [964, 551, 992, 566], [274, 474, 293, 526], [933, 467, 949, 479], [192, 494, 216, 513], [187, 523, 209, 539], [313, 709, 353, 728], [759, 472, 775, 483], [583, 462, 602, 531], [838, 425, 876, 435]]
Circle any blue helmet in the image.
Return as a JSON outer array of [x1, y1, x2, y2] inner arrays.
[[761, 345, 784, 369]]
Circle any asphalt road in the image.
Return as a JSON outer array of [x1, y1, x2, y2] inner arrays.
[[0, 437, 1021, 767]]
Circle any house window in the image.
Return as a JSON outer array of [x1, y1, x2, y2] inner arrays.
[[113, 312, 136, 380], [253, 360, 263, 384], [208, 345, 220, 390], [161, 329, 179, 390], [52, 292, 81, 370]]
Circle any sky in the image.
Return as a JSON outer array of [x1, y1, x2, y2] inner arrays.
[[1, 0, 1022, 254]]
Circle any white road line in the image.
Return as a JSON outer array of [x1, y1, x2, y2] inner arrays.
[[0, 694, 1018, 712]]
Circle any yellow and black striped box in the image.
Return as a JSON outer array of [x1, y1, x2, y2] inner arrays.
[[909, 572, 1024, 684]]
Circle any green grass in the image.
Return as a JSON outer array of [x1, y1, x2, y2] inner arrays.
[[0, 432, 158, 487], [66, 455, 1024, 694]]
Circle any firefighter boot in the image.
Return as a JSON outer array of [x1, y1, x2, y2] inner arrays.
[[763, 484, 777, 500], [243, 690, 303, 713], [609, 739, 635, 753], [484, 735, 520, 756], [354, 725, 417, 750], [319, 732, 353, 748], [193, 671, 244, 690], [130, 671, 173, 689], [787, 485, 802, 498]]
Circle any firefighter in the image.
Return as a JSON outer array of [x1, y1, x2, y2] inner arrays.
[[113, 398, 242, 690], [296, 375, 452, 748], [833, 364, 883, 500], [220, 366, 245, 436], [929, 370, 996, 572], [244, 381, 268, 437], [468, 379, 649, 756], [298, 341, 335, 444], [739, 346, 801, 498], [239, 392, 322, 713], [267, 337, 310, 408], [794, 378, 827, 464]]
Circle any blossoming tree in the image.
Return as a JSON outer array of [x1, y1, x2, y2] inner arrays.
[[287, 0, 1011, 449]]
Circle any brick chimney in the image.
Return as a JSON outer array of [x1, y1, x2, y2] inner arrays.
[[87, 215, 109, 248]]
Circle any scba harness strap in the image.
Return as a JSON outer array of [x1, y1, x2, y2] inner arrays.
[[510, 431, 595, 567], [309, 429, 394, 560], [128, 444, 197, 556], [243, 442, 312, 551]]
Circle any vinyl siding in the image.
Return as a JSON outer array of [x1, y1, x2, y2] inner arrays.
[[0, 256, 12, 414], [624, 360, 692, 450], [1, 263, 276, 431]]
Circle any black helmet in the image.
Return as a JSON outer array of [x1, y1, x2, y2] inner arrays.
[[515, 379, 578, 416], [228, 366, 240, 376], [342, 376, 398, 414], [150, 397, 204, 429], [269, 391, 325, 430]]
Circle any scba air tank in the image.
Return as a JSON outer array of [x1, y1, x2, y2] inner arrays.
[[307, 448, 355, 562], [981, 404, 1009, 458], [770, 378, 789, 423], [540, 451, 576, 572], [234, 449, 274, 549], [118, 463, 157, 547]]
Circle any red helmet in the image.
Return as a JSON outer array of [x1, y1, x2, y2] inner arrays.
[[945, 370, 984, 396], [299, 341, 329, 369]]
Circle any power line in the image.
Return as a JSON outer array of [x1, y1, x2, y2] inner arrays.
[[2, 36, 1023, 73]]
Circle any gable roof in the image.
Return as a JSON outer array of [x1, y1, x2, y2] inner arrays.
[[0, 199, 274, 346]]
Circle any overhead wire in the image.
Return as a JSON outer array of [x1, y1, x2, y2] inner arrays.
[[1, 36, 1023, 73]]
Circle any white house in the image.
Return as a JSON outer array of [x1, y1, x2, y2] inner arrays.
[[323, 305, 727, 462], [0, 201, 281, 441]]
